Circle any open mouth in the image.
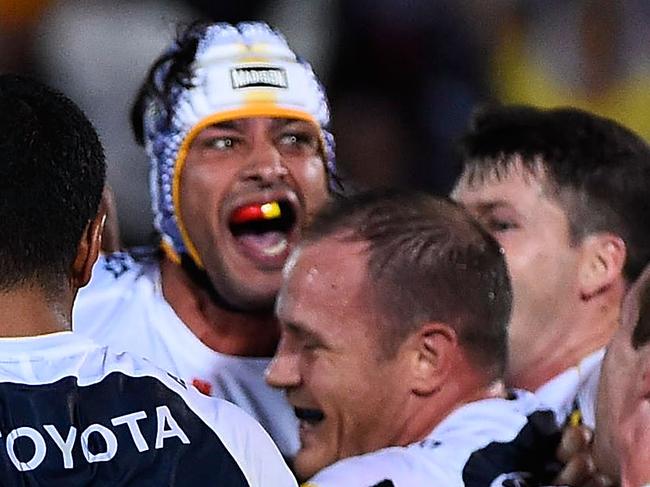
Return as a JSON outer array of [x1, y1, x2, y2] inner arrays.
[[228, 200, 298, 265], [294, 406, 325, 426]]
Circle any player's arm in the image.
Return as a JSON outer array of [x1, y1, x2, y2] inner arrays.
[[99, 185, 122, 253]]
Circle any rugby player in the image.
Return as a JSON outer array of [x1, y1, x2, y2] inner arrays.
[[73, 21, 340, 457], [451, 105, 650, 427], [266, 190, 561, 486], [0, 74, 295, 486]]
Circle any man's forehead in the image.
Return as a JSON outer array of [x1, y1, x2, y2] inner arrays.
[[452, 156, 553, 202], [278, 237, 370, 321], [286, 238, 367, 287], [278, 238, 383, 348]]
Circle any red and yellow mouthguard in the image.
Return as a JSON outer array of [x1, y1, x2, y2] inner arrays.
[[230, 201, 282, 225]]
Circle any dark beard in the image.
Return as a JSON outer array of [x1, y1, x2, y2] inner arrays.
[[180, 253, 274, 315]]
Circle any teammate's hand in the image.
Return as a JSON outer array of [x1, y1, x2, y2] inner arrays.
[[553, 424, 615, 487]]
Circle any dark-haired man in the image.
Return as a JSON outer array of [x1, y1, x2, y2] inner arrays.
[[0, 74, 295, 485], [266, 190, 560, 486], [73, 21, 339, 456], [451, 105, 650, 427]]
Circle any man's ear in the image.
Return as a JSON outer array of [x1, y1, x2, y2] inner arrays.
[[99, 185, 122, 253], [71, 210, 106, 289], [578, 233, 626, 300], [409, 322, 458, 396]]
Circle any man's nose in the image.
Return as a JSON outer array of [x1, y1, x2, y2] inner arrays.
[[241, 139, 289, 185], [265, 346, 301, 389]]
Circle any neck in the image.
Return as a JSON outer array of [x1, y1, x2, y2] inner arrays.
[[160, 258, 280, 357], [397, 376, 507, 446], [0, 285, 71, 338], [507, 297, 620, 391]]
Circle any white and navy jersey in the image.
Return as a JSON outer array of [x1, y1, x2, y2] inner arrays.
[[304, 390, 560, 487], [0, 332, 297, 486], [73, 251, 299, 457], [534, 349, 604, 428]]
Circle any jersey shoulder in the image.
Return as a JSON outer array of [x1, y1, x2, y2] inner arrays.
[[307, 445, 457, 487], [86, 249, 157, 288], [104, 345, 298, 486], [308, 392, 560, 487], [73, 249, 161, 336], [459, 392, 561, 487], [0, 339, 296, 486]]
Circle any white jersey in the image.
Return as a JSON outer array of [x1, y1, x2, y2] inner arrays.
[[304, 390, 560, 487], [0, 331, 297, 486], [534, 349, 604, 427], [73, 251, 298, 456]]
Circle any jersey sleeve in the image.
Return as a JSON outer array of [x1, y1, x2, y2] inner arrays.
[[183, 386, 298, 487]]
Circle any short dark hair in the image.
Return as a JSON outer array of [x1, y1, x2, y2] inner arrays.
[[303, 189, 512, 380], [454, 104, 650, 282], [0, 74, 106, 291]]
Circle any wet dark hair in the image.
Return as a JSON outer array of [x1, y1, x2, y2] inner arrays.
[[303, 188, 512, 380], [455, 104, 650, 282], [0, 74, 106, 292], [131, 20, 211, 146]]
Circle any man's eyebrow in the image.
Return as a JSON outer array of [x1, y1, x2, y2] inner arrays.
[[471, 201, 516, 213], [284, 320, 323, 341], [204, 120, 238, 130]]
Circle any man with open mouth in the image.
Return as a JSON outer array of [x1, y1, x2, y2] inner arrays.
[[73, 20, 341, 458], [266, 190, 561, 486]]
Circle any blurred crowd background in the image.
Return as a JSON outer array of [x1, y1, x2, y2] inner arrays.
[[2, 0, 650, 246]]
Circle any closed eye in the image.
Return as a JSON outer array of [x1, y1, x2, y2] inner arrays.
[[303, 341, 322, 352], [283, 321, 327, 353], [484, 218, 519, 233]]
